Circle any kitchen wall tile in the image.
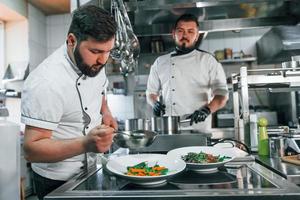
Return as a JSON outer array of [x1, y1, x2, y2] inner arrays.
[[47, 14, 65, 26], [199, 39, 209, 51], [207, 32, 225, 53], [223, 31, 241, 53], [46, 14, 71, 56], [29, 39, 46, 69], [64, 14, 72, 26], [28, 3, 47, 71], [30, 19, 46, 47], [28, 4, 46, 24]]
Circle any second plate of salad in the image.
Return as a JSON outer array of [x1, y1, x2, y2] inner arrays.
[[167, 146, 235, 173]]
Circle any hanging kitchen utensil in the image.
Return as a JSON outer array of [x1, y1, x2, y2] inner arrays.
[[111, 0, 140, 76]]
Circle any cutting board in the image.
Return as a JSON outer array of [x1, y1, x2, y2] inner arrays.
[[281, 155, 300, 166]]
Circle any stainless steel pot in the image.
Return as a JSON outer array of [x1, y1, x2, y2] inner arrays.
[[125, 118, 150, 131], [151, 116, 182, 134]]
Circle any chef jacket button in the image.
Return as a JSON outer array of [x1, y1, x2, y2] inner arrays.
[[171, 76, 174, 78], [77, 83, 81, 86], [86, 126, 89, 129], [172, 63, 175, 66], [173, 103, 176, 105], [172, 89, 175, 91], [84, 107, 88, 110]]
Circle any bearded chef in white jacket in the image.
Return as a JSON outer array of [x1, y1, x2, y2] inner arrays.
[[146, 14, 228, 132]]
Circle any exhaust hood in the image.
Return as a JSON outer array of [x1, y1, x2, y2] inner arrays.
[[256, 25, 300, 64], [79, 0, 300, 64], [82, 0, 300, 36]]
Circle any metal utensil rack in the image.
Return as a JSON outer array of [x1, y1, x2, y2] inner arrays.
[[231, 66, 300, 148]]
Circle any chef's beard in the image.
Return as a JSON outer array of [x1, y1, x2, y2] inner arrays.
[[73, 46, 105, 77], [175, 41, 196, 54]]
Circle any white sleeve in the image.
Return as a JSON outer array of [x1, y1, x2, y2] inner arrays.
[[146, 58, 161, 106], [21, 77, 64, 130], [209, 57, 229, 97]]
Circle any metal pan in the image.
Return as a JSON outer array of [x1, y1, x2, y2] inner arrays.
[[113, 130, 158, 149]]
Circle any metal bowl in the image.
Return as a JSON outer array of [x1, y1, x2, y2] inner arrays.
[[113, 130, 158, 149]]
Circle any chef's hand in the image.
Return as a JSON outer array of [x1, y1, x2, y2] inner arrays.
[[102, 112, 118, 131], [84, 125, 115, 153], [187, 106, 211, 126], [153, 101, 166, 117]]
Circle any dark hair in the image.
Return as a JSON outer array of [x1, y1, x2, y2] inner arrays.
[[174, 14, 199, 29], [68, 5, 117, 42]]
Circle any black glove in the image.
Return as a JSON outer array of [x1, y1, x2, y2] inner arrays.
[[187, 106, 211, 125], [153, 101, 166, 117]]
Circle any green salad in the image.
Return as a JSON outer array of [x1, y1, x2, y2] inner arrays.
[[181, 152, 231, 163], [125, 161, 169, 176]]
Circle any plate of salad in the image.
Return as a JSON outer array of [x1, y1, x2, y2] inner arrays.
[[106, 154, 186, 185], [167, 146, 235, 173]]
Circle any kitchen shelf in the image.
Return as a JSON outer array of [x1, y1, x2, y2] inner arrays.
[[220, 57, 257, 63]]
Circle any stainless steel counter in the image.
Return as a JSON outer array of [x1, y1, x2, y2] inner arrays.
[[45, 156, 300, 200], [255, 155, 300, 185]]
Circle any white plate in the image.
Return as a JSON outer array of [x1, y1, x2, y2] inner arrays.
[[167, 146, 235, 173], [106, 154, 186, 185]]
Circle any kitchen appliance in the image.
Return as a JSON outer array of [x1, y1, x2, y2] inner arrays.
[[232, 66, 300, 149]]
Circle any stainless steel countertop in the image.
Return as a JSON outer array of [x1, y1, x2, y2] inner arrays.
[[255, 155, 300, 185], [45, 155, 300, 200]]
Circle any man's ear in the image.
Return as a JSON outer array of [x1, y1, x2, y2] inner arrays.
[[67, 33, 77, 47]]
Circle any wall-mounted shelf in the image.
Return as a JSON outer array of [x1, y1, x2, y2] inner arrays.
[[219, 57, 257, 64]]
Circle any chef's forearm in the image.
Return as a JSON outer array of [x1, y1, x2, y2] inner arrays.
[[207, 95, 228, 113], [24, 136, 86, 163]]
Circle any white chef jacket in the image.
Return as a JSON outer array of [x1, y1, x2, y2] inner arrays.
[[146, 49, 228, 132], [21, 44, 108, 181]]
